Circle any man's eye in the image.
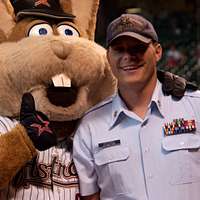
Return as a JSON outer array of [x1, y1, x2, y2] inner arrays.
[[113, 47, 124, 52], [57, 25, 80, 37], [131, 45, 148, 54], [28, 24, 53, 37]]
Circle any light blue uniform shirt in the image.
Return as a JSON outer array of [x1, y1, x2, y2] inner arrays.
[[73, 80, 200, 200]]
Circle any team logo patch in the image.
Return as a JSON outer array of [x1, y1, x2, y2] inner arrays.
[[12, 156, 79, 189], [163, 118, 196, 136], [31, 114, 52, 135]]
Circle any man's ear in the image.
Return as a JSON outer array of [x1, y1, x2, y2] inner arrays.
[[154, 43, 162, 62], [106, 48, 110, 63]]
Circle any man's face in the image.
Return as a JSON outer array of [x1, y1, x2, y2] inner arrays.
[[107, 36, 162, 90]]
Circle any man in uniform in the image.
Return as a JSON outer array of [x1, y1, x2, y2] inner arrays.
[[0, 0, 80, 199], [73, 14, 200, 200]]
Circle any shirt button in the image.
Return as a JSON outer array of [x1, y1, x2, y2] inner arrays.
[[158, 100, 161, 107], [144, 148, 150, 153], [114, 111, 118, 117]]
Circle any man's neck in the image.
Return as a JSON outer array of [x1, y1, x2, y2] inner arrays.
[[119, 78, 157, 119]]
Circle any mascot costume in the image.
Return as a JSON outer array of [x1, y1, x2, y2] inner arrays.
[[0, 0, 196, 199]]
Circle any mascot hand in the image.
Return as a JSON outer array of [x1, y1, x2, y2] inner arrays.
[[20, 93, 57, 151], [157, 70, 198, 99]]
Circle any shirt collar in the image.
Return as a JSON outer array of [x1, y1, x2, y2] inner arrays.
[[150, 79, 164, 117], [110, 92, 127, 129], [110, 79, 165, 129]]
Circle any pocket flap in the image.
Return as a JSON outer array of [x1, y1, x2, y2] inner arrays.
[[94, 146, 129, 165], [162, 134, 200, 151]]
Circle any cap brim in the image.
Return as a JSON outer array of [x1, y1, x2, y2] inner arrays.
[[108, 32, 151, 47], [16, 9, 75, 21]]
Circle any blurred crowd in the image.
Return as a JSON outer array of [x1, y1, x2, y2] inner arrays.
[[153, 12, 200, 86]]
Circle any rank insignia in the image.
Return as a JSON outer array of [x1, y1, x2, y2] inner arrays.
[[163, 118, 196, 136], [120, 15, 131, 25]]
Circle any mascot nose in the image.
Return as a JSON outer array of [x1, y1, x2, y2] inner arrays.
[[51, 40, 71, 60]]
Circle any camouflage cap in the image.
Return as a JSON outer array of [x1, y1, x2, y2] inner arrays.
[[106, 14, 158, 47]]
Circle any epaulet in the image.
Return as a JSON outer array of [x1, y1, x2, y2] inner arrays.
[[186, 81, 198, 91], [184, 89, 200, 98], [84, 95, 114, 116]]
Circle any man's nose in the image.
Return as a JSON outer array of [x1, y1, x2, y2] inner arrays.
[[121, 51, 137, 60]]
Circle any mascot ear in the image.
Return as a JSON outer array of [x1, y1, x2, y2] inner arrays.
[[0, 0, 15, 38], [60, 0, 100, 40]]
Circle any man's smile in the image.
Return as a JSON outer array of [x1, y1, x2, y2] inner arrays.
[[119, 63, 144, 71]]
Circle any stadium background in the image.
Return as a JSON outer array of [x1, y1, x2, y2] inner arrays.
[[95, 0, 200, 86]]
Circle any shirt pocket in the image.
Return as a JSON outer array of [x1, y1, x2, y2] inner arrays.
[[94, 146, 131, 194], [162, 133, 200, 185]]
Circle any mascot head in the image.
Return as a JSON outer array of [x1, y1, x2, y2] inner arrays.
[[0, 0, 116, 136]]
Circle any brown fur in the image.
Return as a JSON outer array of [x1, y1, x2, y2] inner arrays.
[[0, 0, 15, 36], [0, 124, 37, 188], [0, 36, 116, 120]]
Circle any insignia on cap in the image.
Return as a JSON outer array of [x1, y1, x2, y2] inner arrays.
[[163, 118, 196, 136], [111, 16, 132, 36], [120, 15, 131, 25], [35, 0, 50, 7]]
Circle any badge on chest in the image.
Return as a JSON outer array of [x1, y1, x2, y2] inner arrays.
[[163, 118, 196, 136]]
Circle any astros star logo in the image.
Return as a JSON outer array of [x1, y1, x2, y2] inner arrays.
[[34, 0, 50, 7], [31, 115, 52, 136]]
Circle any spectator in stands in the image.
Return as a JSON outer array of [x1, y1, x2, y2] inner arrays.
[[166, 43, 186, 68]]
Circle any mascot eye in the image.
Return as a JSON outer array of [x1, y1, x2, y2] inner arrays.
[[57, 25, 80, 37], [28, 24, 53, 37]]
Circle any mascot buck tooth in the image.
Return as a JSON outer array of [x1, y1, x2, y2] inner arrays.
[[0, 0, 196, 199]]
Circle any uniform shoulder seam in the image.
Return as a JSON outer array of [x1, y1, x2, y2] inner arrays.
[[184, 90, 200, 98], [84, 96, 114, 116]]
